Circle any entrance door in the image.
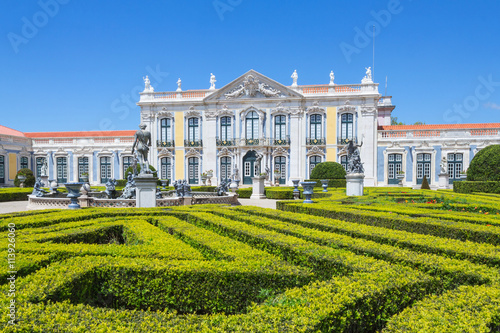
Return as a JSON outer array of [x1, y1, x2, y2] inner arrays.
[[243, 151, 258, 185], [274, 156, 286, 184]]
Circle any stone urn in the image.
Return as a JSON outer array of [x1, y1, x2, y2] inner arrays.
[[160, 179, 169, 190], [64, 182, 84, 209], [18, 175, 26, 188], [201, 175, 207, 185], [320, 179, 329, 192], [81, 175, 89, 183], [49, 179, 59, 194], [300, 181, 316, 204]]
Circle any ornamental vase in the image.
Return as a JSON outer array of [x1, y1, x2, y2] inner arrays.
[[320, 179, 329, 192], [64, 182, 84, 209], [300, 181, 316, 204]]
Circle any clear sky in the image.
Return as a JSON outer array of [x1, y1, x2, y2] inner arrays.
[[1, 0, 499, 132]]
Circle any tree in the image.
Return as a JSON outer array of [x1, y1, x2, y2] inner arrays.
[[391, 117, 404, 125], [310, 162, 346, 179], [467, 145, 500, 181], [14, 168, 35, 187]]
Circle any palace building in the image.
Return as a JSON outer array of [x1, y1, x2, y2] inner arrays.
[[1, 69, 499, 188]]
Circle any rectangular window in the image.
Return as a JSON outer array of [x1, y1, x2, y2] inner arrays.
[[188, 118, 199, 142], [0, 156, 4, 183], [100, 157, 112, 184], [220, 117, 232, 142], [78, 157, 89, 182], [20, 157, 28, 169], [56, 157, 67, 183], [161, 157, 172, 180]]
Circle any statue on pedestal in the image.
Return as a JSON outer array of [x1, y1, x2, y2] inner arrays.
[[119, 172, 136, 199], [176, 78, 182, 92], [329, 71, 335, 85], [143, 75, 154, 92], [362, 67, 373, 83], [233, 164, 239, 181], [132, 124, 151, 175], [40, 159, 48, 177], [255, 152, 263, 174], [32, 178, 48, 197]]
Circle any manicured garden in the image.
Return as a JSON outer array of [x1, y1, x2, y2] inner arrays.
[[1, 187, 500, 332]]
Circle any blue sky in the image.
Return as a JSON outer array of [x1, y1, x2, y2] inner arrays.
[[1, 0, 499, 132]]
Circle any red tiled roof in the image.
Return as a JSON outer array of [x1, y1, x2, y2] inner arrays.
[[0, 125, 26, 137], [379, 123, 500, 130], [24, 130, 135, 138]]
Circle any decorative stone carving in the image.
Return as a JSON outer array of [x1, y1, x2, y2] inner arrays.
[[306, 146, 325, 156], [290, 108, 304, 116], [157, 110, 173, 118], [291, 70, 298, 87], [339, 140, 364, 174], [217, 105, 234, 117], [204, 109, 217, 119], [132, 123, 152, 175], [440, 156, 447, 174], [143, 75, 154, 92], [361, 107, 376, 115], [306, 101, 325, 114], [141, 112, 155, 121], [158, 148, 173, 158], [218, 147, 234, 157], [185, 148, 201, 158], [185, 106, 201, 118], [338, 100, 356, 113], [224, 74, 284, 99], [271, 102, 289, 115], [272, 146, 288, 157]]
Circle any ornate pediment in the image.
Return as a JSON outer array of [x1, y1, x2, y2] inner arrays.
[[141, 112, 155, 121], [306, 101, 325, 114], [185, 106, 201, 118], [185, 148, 202, 158], [272, 146, 288, 157], [218, 147, 234, 157], [271, 102, 290, 115], [217, 105, 234, 117], [158, 148, 173, 158], [204, 70, 303, 102], [157, 109, 173, 118], [306, 146, 325, 156], [74, 147, 93, 156]]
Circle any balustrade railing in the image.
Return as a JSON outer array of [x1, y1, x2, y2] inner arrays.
[[337, 137, 358, 145], [306, 138, 326, 145], [216, 138, 235, 146], [184, 139, 203, 147], [273, 136, 290, 146], [157, 140, 175, 147]]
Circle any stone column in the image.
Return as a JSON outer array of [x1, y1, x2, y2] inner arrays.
[[204, 112, 218, 185], [289, 110, 303, 182]]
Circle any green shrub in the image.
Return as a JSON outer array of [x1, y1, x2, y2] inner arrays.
[[265, 188, 294, 199], [14, 168, 36, 187], [309, 162, 346, 180], [124, 165, 158, 178], [454, 181, 500, 194], [236, 188, 252, 198], [191, 186, 216, 192], [307, 179, 347, 188], [468, 144, 500, 181], [421, 175, 430, 190], [0, 188, 32, 202]]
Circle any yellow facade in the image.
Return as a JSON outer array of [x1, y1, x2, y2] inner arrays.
[[175, 112, 185, 178], [8, 153, 16, 180], [326, 107, 337, 161]]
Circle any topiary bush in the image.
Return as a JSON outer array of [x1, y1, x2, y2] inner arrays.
[[14, 168, 35, 187], [467, 145, 500, 181], [310, 162, 346, 180], [421, 175, 431, 190]]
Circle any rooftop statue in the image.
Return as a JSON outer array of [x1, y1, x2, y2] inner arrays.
[[176, 78, 182, 92], [210, 73, 216, 90], [291, 70, 298, 87], [132, 123, 152, 175], [143, 75, 154, 92], [329, 71, 335, 85]]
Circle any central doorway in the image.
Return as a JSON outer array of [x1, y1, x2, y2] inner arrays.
[[243, 150, 259, 184]]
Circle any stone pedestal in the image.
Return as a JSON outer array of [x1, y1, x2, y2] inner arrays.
[[250, 176, 266, 200], [41, 176, 49, 187], [438, 173, 450, 189], [135, 174, 158, 208], [346, 173, 365, 196]]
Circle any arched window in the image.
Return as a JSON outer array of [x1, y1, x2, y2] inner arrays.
[[309, 156, 322, 177], [340, 113, 354, 142], [100, 157, 111, 184], [20, 157, 28, 169], [447, 153, 463, 184], [161, 157, 172, 180], [220, 116, 232, 142], [56, 157, 67, 183], [220, 156, 231, 181], [0, 156, 4, 184], [188, 157, 199, 184], [78, 157, 89, 182], [274, 115, 286, 141], [388, 153, 402, 185], [245, 111, 259, 140], [310, 114, 322, 140], [416, 153, 431, 185], [188, 118, 199, 142], [160, 118, 172, 144]]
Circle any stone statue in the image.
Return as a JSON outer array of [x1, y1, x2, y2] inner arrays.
[[104, 179, 117, 199], [176, 78, 182, 92], [440, 157, 447, 174], [119, 172, 136, 199], [143, 75, 154, 92], [233, 164, 239, 181], [265, 166, 270, 181], [32, 178, 48, 197], [216, 179, 229, 196], [210, 73, 216, 90], [173, 180, 192, 198], [291, 70, 298, 87], [132, 124, 151, 175], [329, 71, 335, 85], [40, 159, 48, 177], [131, 152, 139, 176], [362, 67, 373, 83], [340, 140, 364, 174], [255, 152, 263, 174]]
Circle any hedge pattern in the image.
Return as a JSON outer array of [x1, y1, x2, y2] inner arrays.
[[1, 188, 500, 331]]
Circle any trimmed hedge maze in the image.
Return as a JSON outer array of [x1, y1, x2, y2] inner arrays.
[[2, 188, 500, 332]]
